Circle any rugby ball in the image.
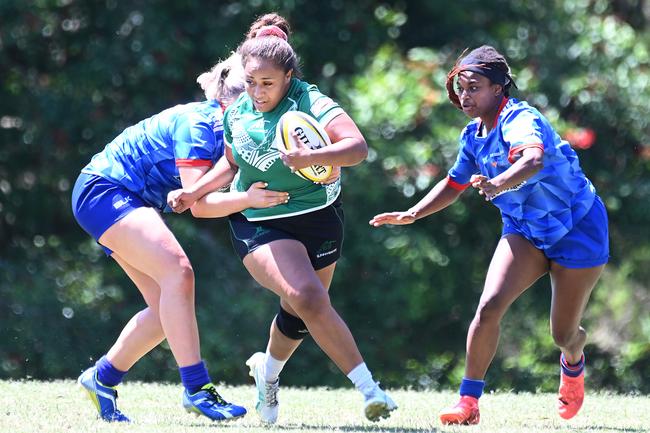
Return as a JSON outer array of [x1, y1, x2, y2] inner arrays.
[[275, 111, 333, 182]]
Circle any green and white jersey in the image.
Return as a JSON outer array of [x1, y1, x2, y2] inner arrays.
[[224, 78, 345, 221]]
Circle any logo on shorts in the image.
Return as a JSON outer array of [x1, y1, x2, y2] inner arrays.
[[316, 240, 338, 259], [251, 226, 270, 239], [113, 196, 132, 210]]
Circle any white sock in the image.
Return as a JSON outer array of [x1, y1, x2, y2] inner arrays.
[[347, 362, 376, 396], [263, 351, 286, 383]]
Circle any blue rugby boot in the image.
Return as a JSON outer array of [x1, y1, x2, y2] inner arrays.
[[182, 383, 247, 421], [77, 366, 130, 422]]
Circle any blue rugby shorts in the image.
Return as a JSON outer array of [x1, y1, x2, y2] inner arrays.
[[71, 172, 147, 255], [502, 196, 609, 269]]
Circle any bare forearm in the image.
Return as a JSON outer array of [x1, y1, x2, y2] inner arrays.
[[309, 137, 368, 167], [190, 191, 250, 218], [490, 153, 543, 193], [191, 165, 236, 197], [409, 179, 462, 220]]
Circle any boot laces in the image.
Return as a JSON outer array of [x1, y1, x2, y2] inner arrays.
[[264, 380, 279, 407]]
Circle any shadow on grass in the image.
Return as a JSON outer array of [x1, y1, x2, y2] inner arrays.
[[184, 421, 438, 432], [571, 427, 648, 433], [269, 425, 437, 433]]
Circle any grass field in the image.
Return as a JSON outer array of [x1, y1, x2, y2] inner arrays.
[[1, 380, 649, 433]]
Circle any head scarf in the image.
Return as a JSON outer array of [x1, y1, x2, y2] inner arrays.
[[446, 52, 517, 109]]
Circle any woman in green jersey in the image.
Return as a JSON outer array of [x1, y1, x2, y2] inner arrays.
[[167, 13, 396, 424]]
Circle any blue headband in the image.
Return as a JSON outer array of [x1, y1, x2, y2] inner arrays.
[[459, 56, 510, 87]]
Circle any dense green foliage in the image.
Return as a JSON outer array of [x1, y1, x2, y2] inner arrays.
[[1, 0, 649, 393]]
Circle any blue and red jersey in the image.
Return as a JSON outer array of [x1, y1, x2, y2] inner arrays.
[[81, 99, 224, 211], [447, 98, 597, 249]]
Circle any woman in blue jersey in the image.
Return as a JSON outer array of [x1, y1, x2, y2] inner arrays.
[[370, 45, 608, 425], [71, 53, 288, 423], [167, 13, 397, 424]]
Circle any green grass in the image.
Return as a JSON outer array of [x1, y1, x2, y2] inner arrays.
[[2, 380, 649, 433]]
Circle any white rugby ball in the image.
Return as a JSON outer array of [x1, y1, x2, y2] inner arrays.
[[275, 111, 333, 182]]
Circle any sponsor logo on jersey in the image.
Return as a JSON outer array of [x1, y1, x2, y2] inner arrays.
[[484, 150, 508, 168]]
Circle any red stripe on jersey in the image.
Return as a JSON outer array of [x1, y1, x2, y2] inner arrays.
[[477, 98, 509, 133], [175, 159, 213, 167], [447, 175, 470, 191], [508, 143, 544, 164], [493, 97, 509, 129]]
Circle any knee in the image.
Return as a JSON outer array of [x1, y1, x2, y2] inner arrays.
[[160, 258, 195, 296], [275, 306, 309, 340], [134, 308, 165, 341], [288, 284, 331, 319]]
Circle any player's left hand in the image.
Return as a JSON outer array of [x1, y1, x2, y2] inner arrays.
[[369, 210, 417, 227], [277, 130, 313, 172], [470, 174, 498, 201]]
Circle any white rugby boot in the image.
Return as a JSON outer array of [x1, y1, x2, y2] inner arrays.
[[363, 383, 397, 421], [246, 352, 280, 424]]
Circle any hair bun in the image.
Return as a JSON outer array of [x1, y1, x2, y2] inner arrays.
[[256, 25, 288, 41]]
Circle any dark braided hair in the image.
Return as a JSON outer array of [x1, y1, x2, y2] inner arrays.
[[446, 45, 517, 109], [238, 13, 302, 77], [246, 13, 291, 40]]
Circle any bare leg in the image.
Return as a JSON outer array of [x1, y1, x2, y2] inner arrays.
[[243, 239, 362, 374], [104, 253, 165, 371], [99, 207, 200, 367], [464, 234, 548, 379], [266, 263, 337, 361], [549, 263, 605, 363]]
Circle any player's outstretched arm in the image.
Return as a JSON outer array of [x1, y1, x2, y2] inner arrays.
[[370, 177, 463, 227]]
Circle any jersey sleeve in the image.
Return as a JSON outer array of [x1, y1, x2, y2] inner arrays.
[[501, 108, 545, 163], [173, 112, 221, 167], [446, 127, 478, 190], [300, 86, 346, 128]]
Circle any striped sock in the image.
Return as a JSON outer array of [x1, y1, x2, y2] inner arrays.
[[561, 353, 585, 378]]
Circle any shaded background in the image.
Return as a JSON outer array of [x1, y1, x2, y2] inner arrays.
[[1, 0, 649, 393]]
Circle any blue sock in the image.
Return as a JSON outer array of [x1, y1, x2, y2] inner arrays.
[[95, 355, 127, 387], [459, 377, 485, 399], [561, 353, 585, 377], [179, 361, 211, 394]]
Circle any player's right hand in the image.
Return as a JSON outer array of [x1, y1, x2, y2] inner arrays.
[[246, 181, 290, 208], [369, 210, 417, 227], [167, 189, 197, 214]]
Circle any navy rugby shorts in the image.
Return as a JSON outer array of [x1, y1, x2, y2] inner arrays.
[[229, 199, 344, 270]]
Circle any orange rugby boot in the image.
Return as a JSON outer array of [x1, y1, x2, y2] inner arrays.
[[439, 395, 480, 425], [557, 356, 585, 419]]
